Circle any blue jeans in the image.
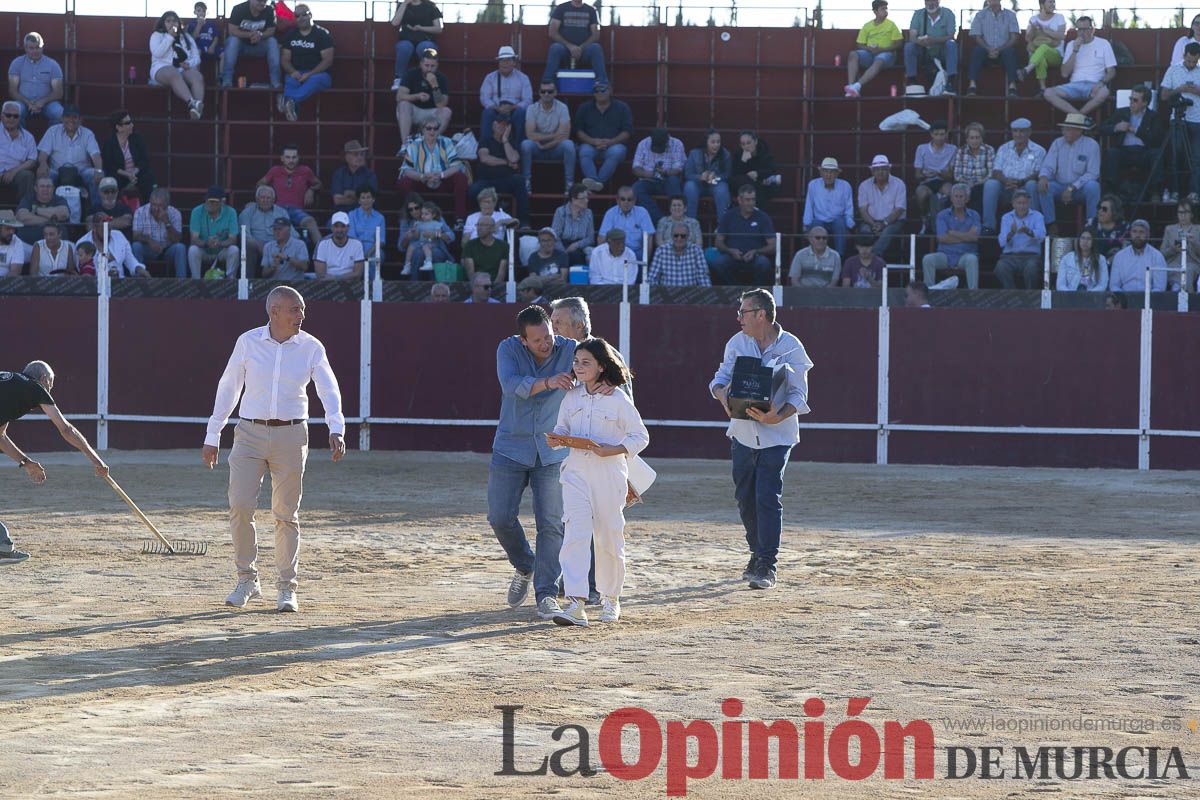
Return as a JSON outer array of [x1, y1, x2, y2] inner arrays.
[[222, 36, 282, 87], [683, 178, 731, 221], [904, 40, 958, 78], [632, 174, 682, 223], [1038, 179, 1100, 225], [542, 41, 607, 84], [394, 38, 436, 78], [864, 220, 903, 259], [982, 178, 1038, 229], [481, 105, 526, 146], [967, 45, 1017, 83], [132, 241, 188, 277], [710, 253, 773, 286], [0, 520, 12, 551], [853, 49, 897, 70], [731, 440, 792, 571], [283, 72, 332, 106], [487, 453, 564, 602], [578, 142, 627, 185], [806, 217, 850, 262], [14, 99, 64, 124], [520, 139, 577, 191]]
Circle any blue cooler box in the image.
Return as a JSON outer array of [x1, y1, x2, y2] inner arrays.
[[557, 69, 596, 95], [569, 265, 589, 284]]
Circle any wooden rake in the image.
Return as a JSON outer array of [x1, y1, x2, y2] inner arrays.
[[104, 474, 208, 556]]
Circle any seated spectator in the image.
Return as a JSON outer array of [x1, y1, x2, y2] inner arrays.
[[101, 110, 157, 204], [150, 11, 205, 120], [589, 227, 637, 285], [347, 186, 386, 260], [1084, 195, 1129, 261], [711, 184, 776, 286], [221, 0, 282, 91], [983, 117, 1044, 233], [552, 182, 594, 266], [188, 186, 240, 279], [261, 215, 311, 280], [967, 0, 1020, 96], [239, 185, 297, 271], [258, 144, 323, 244], [77, 211, 150, 278], [480, 46, 532, 146], [1043, 17, 1115, 117], [1099, 85, 1162, 198], [331, 140, 378, 211], [683, 129, 732, 222], [130, 187, 186, 277], [7, 32, 64, 124], [655, 195, 701, 248], [279, 6, 334, 122], [396, 48, 451, 142], [905, 0, 958, 94], [803, 156, 855, 258], [840, 235, 885, 288], [648, 221, 710, 286], [428, 281, 451, 302], [389, 0, 442, 92], [913, 122, 956, 233], [844, 0, 902, 97], [469, 114, 530, 226], [857, 154, 907, 257], [90, 177, 134, 231], [1161, 200, 1200, 291], [74, 240, 97, 275], [1109, 219, 1167, 292], [396, 119, 468, 219], [517, 273, 548, 304], [1171, 13, 1200, 66], [729, 131, 780, 206], [995, 189, 1046, 288], [1055, 228, 1108, 291], [16, 176, 68, 246], [1037, 113, 1100, 229], [631, 127, 685, 224], [463, 216, 510, 282], [0, 211, 28, 275], [29, 221, 74, 276], [1105, 291, 1128, 309], [574, 81, 631, 193], [952, 122, 994, 212], [1160, 43, 1200, 203], [526, 227, 568, 277], [905, 281, 931, 307], [464, 186, 515, 242], [465, 271, 499, 303], [398, 192, 424, 243], [543, 0, 607, 85], [37, 105, 102, 203], [0, 101, 39, 200], [314, 211, 364, 281], [788, 226, 842, 287], [521, 80, 575, 196], [922, 183, 982, 289], [1016, 0, 1066, 97], [598, 186, 654, 261], [402, 200, 453, 278], [187, 2, 224, 65]]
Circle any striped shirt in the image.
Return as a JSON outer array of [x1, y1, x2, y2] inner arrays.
[[132, 204, 182, 246], [401, 135, 462, 175]]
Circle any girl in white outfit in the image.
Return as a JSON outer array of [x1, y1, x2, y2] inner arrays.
[[547, 337, 648, 627]]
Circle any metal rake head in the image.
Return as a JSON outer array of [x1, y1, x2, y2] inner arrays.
[[141, 539, 209, 556]]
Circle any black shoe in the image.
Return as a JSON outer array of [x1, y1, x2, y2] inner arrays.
[[741, 556, 759, 582], [585, 590, 602, 606], [749, 566, 776, 590], [0, 548, 30, 566]]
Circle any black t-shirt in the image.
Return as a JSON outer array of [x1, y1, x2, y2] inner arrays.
[[228, 0, 276, 33], [90, 199, 133, 219], [551, 0, 599, 46], [283, 25, 334, 73], [476, 136, 516, 181], [0, 371, 54, 425], [396, 1, 442, 46], [402, 67, 447, 109]]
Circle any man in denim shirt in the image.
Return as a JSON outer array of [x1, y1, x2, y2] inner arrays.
[[490, 305, 577, 620]]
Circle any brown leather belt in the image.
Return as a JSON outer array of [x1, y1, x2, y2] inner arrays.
[[247, 419, 304, 427]]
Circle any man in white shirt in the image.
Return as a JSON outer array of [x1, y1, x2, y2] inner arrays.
[[0, 212, 28, 276], [313, 211, 364, 280], [588, 227, 637, 285], [202, 286, 346, 613], [75, 212, 149, 278], [1043, 16, 1115, 116], [1161, 42, 1200, 200]]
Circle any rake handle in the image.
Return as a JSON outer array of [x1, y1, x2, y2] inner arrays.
[[104, 474, 176, 555]]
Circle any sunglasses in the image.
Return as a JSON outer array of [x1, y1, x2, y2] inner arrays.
[[810, 235, 827, 240], [671, 233, 688, 239], [1, 113, 19, 119], [407, 205, 420, 212], [1099, 205, 1111, 211], [540, 89, 556, 95]]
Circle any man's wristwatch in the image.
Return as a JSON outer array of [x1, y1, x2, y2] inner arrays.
[[17, 457, 30, 468]]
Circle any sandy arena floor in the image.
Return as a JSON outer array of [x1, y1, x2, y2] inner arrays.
[[0, 449, 1197, 799]]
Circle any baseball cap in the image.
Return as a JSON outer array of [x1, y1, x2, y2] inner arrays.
[[331, 211, 350, 226], [819, 157, 840, 171], [593, 80, 610, 92], [98, 176, 119, 191], [1010, 118, 1032, 130], [206, 185, 226, 199], [271, 216, 291, 227]]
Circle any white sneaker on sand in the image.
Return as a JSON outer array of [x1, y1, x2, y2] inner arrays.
[[536, 596, 563, 620], [225, 578, 261, 608], [599, 596, 620, 622], [552, 597, 589, 627], [277, 588, 299, 613]]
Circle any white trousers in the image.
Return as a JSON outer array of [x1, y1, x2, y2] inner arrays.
[[559, 452, 628, 599]]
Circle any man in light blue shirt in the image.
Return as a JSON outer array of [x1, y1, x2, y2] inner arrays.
[[709, 289, 814, 590], [995, 189, 1046, 288], [7, 32, 65, 123], [1037, 113, 1100, 227], [1109, 219, 1167, 292], [598, 186, 654, 260], [803, 157, 855, 259], [983, 117, 1044, 231]]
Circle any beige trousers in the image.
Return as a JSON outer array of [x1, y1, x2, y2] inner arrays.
[[227, 420, 308, 591]]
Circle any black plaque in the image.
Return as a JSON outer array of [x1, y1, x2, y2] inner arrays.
[[727, 356, 788, 419]]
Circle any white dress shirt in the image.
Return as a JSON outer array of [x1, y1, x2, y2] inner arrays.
[[205, 326, 345, 447], [588, 244, 638, 285], [76, 229, 144, 278]]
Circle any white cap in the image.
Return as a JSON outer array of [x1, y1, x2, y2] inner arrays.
[[331, 211, 350, 226]]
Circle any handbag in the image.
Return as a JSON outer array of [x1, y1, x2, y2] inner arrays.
[[453, 130, 478, 161], [56, 185, 82, 224]]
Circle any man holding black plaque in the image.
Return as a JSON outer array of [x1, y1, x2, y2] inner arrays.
[[709, 289, 814, 590]]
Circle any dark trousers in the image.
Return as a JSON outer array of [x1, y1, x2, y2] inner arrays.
[[1103, 145, 1158, 194], [967, 46, 1017, 83], [731, 440, 792, 571]]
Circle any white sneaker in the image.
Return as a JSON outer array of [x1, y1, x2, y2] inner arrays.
[[581, 178, 603, 192], [537, 595, 563, 620], [400, 263, 412, 276], [422, 258, 433, 271], [390, 78, 402, 92], [188, 100, 201, 120], [599, 596, 621, 622], [276, 93, 286, 114], [552, 597, 589, 627], [277, 588, 299, 613], [225, 577, 261, 608]]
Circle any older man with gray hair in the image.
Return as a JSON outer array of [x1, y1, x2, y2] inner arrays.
[[0, 100, 38, 200], [131, 187, 187, 277], [203, 285, 346, 613], [788, 225, 843, 287], [549, 295, 591, 341], [239, 184, 299, 275], [0, 360, 109, 565], [922, 182, 981, 288]]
